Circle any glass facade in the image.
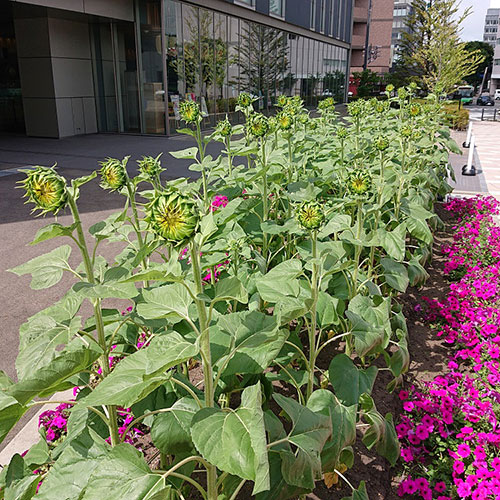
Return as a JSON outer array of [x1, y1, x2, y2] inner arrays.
[[90, 0, 349, 135]]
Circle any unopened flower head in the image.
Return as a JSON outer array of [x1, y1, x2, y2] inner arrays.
[[238, 92, 253, 108], [375, 136, 389, 151], [99, 157, 127, 191], [401, 124, 412, 138], [138, 154, 163, 178], [297, 201, 325, 230], [410, 103, 421, 117], [337, 127, 349, 140], [298, 113, 309, 124], [318, 97, 335, 112], [397, 87, 408, 100], [248, 113, 269, 138], [20, 166, 68, 215], [348, 100, 363, 117], [277, 111, 292, 131], [386, 84, 394, 93], [375, 101, 387, 114], [216, 117, 232, 137], [267, 116, 278, 134], [179, 100, 200, 123], [146, 192, 199, 243], [347, 169, 372, 197], [277, 95, 289, 107]]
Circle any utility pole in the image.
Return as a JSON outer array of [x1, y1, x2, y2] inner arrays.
[[363, 0, 373, 70]]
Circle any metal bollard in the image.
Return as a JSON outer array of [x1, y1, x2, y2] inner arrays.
[[462, 135, 476, 176], [463, 122, 472, 148]]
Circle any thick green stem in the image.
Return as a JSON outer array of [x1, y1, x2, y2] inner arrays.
[[189, 240, 217, 500], [226, 137, 233, 177], [350, 199, 364, 300], [196, 121, 209, 211], [261, 139, 269, 262], [67, 194, 120, 447], [306, 231, 319, 401]]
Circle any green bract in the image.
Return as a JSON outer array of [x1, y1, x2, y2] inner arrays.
[[237, 92, 253, 108], [248, 113, 269, 138], [179, 100, 200, 123], [347, 169, 372, 197], [277, 111, 293, 130], [99, 157, 127, 191], [375, 136, 389, 151], [296, 201, 325, 230], [337, 126, 349, 139], [20, 166, 68, 215], [216, 117, 232, 137], [137, 154, 163, 178], [146, 192, 198, 243], [318, 97, 335, 112]]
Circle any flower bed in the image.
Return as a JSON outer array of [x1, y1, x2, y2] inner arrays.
[[397, 196, 500, 500], [0, 89, 461, 500]]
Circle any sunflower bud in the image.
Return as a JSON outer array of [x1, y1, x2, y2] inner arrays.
[[277, 111, 293, 130], [347, 100, 363, 117], [146, 193, 199, 243], [337, 127, 348, 140], [318, 97, 335, 112], [99, 157, 127, 191], [267, 116, 278, 134], [179, 100, 200, 123], [277, 95, 289, 107], [409, 104, 421, 117], [375, 136, 389, 151], [397, 87, 407, 100], [400, 125, 412, 138], [138, 154, 163, 178], [248, 113, 269, 138], [296, 201, 325, 231], [216, 117, 232, 137], [20, 166, 68, 215], [298, 113, 308, 125], [238, 92, 253, 108], [386, 84, 394, 93], [347, 169, 372, 197]]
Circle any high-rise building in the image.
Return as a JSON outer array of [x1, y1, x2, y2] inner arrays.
[[365, 0, 394, 74], [485, 9, 500, 95], [484, 8, 500, 47], [391, 0, 413, 66], [0, 0, 353, 138]]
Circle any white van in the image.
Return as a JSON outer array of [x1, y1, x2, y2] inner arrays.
[[495, 89, 500, 100]]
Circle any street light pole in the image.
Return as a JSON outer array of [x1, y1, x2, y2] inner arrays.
[[363, 0, 373, 70]]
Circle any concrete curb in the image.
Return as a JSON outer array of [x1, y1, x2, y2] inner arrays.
[[0, 390, 73, 467]]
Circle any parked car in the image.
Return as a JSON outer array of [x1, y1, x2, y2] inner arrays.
[[477, 95, 495, 106], [495, 89, 500, 100]]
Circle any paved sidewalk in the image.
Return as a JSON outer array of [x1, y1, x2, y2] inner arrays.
[[470, 122, 500, 197]]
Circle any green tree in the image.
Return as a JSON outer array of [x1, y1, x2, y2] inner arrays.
[[398, 0, 484, 94], [352, 69, 380, 98], [463, 41, 494, 88]]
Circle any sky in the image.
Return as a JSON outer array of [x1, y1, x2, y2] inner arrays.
[[458, 0, 500, 41]]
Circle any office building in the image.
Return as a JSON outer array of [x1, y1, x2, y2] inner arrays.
[[0, 0, 353, 138]]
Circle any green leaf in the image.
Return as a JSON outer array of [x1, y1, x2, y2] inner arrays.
[[169, 147, 199, 160], [408, 257, 429, 286], [8, 245, 72, 290], [150, 397, 198, 454], [382, 223, 406, 261], [73, 280, 138, 300], [386, 329, 410, 378], [81, 444, 166, 500], [137, 283, 193, 322], [0, 392, 27, 443], [4, 454, 40, 500], [406, 217, 433, 245], [79, 333, 198, 408], [345, 311, 385, 358], [380, 257, 409, 292], [191, 383, 270, 495], [212, 311, 288, 376], [359, 394, 400, 465], [272, 394, 332, 490], [328, 354, 377, 406], [36, 428, 108, 500], [71, 171, 97, 189], [256, 260, 302, 302], [307, 390, 357, 472], [342, 480, 369, 500], [213, 276, 248, 305], [316, 292, 340, 328], [30, 223, 77, 245], [7, 343, 100, 405]]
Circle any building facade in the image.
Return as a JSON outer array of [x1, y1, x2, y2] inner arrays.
[[0, 0, 353, 138], [390, 0, 412, 66], [364, 0, 393, 74], [484, 9, 500, 95]]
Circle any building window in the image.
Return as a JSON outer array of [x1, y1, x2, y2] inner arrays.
[[494, 59, 500, 66], [320, 0, 326, 33], [270, 0, 285, 17], [310, 0, 316, 30], [235, 0, 255, 7]]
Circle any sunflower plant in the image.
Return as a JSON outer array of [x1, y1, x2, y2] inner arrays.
[[0, 86, 460, 500]]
